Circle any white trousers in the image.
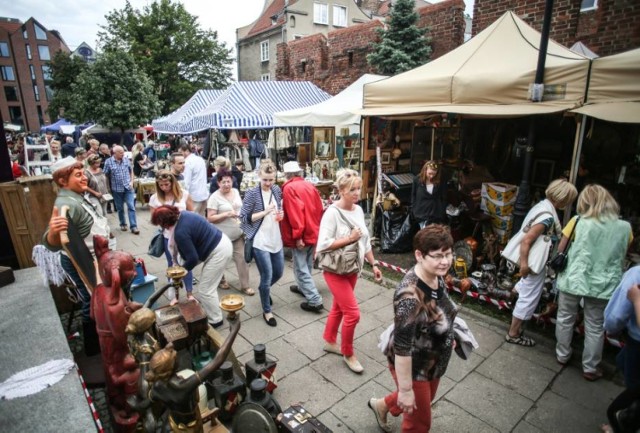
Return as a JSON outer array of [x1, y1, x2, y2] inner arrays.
[[196, 235, 233, 324], [512, 271, 546, 321], [555, 291, 608, 373]]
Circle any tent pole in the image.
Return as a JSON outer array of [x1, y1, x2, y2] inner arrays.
[[563, 114, 587, 225]]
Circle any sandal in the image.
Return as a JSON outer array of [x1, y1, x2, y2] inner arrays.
[[505, 333, 536, 347], [240, 287, 255, 296]]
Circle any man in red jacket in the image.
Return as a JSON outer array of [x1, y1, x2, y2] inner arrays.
[[280, 161, 324, 312]]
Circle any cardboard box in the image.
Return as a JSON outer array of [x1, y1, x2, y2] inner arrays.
[[491, 214, 514, 231], [481, 182, 518, 204], [480, 197, 514, 217]]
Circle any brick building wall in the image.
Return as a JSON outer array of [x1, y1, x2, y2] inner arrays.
[[472, 0, 640, 57], [277, 0, 466, 95]]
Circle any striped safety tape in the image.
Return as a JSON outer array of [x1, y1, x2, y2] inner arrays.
[[75, 363, 105, 433]]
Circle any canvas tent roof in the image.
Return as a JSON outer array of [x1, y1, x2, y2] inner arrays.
[[152, 89, 225, 134], [40, 118, 73, 133], [572, 48, 640, 123], [272, 74, 387, 127], [361, 11, 591, 118], [191, 81, 330, 132]]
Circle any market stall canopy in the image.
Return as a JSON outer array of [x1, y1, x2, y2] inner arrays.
[[81, 124, 148, 134], [3, 123, 22, 132], [571, 48, 640, 123], [191, 81, 330, 132], [361, 11, 591, 118], [40, 118, 73, 133], [273, 74, 387, 127], [152, 89, 225, 134]]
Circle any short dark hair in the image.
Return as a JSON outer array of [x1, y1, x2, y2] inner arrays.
[[234, 160, 244, 166], [179, 143, 191, 153], [216, 168, 233, 181], [151, 205, 180, 229], [413, 224, 453, 254]]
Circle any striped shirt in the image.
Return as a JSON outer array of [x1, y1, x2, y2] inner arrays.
[[104, 156, 133, 192], [240, 185, 282, 240]]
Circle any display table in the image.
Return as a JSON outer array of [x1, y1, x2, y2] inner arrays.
[[0, 268, 97, 432]]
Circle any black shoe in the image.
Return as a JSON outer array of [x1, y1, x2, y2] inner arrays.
[[210, 320, 224, 329], [300, 302, 324, 313], [290, 285, 303, 296], [263, 313, 277, 327], [107, 209, 113, 214]]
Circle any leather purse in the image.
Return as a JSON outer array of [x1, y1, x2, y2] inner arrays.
[[317, 206, 362, 275], [148, 229, 165, 258], [548, 217, 580, 273], [501, 211, 554, 275], [244, 237, 254, 263]]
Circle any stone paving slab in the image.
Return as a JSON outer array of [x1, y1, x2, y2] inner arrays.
[[276, 366, 346, 416], [550, 366, 622, 412], [524, 390, 609, 433], [431, 400, 500, 433], [311, 350, 386, 394]]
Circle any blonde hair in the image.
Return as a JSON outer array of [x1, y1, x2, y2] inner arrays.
[[155, 170, 183, 203], [132, 142, 144, 159], [576, 184, 620, 221], [259, 159, 277, 176], [334, 168, 361, 193], [214, 156, 231, 170], [88, 139, 99, 147], [545, 179, 578, 209]]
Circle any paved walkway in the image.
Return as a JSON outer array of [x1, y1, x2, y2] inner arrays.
[[111, 206, 622, 432]]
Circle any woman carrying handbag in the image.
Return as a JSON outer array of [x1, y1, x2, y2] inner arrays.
[[316, 169, 382, 373], [504, 179, 577, 347]]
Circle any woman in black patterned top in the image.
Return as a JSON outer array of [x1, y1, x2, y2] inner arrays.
[[369, 225, 457, 433]]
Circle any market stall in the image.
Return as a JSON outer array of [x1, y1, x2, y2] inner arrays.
[[152, 89, 225, 134]]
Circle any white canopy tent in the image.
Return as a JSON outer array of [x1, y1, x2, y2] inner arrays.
[[273, 74, 387, 127]]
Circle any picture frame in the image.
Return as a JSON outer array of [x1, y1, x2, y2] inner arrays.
[[381, 152, 391, 165], [368, 117, 390, 149], [312, 127, 335, 160]]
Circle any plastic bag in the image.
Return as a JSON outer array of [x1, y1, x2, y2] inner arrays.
[[380, 211, 417, 253]]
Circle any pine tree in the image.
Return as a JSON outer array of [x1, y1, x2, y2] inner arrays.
[[367, 0, 432, 75]]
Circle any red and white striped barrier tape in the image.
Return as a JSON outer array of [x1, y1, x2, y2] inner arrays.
[[75, 363, 105, 433]]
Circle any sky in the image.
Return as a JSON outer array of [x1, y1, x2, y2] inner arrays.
[[3, 0, 474, 77]]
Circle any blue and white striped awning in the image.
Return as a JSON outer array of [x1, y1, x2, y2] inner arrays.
[[152, 89, 225, 134], [191, 81, 330, 131]]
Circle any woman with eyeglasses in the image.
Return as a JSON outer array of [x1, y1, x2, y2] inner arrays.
[[317, 169, 382, 373], [85, 154, 110, 216], [369, 225, 457, 433], [411, 161, 448, 229], [149, 170, 195, 304], [240, 159, 284, 327], [207, 167, 255, 296]]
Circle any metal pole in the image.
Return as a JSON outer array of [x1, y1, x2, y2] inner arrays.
[[512, 0, 555, 232]]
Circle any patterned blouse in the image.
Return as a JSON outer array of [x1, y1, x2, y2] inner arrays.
[[386, 268, 457, 381]]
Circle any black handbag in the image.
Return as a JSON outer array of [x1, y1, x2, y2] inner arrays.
[[549, 217, 580, 273], [244, 237, 254, 263], [148, 229, 165, 258]]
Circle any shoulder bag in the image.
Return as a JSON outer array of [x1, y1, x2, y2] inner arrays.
[[317, 206, 362, 275], [501, 211, 554, 275], [548, 217, 580, 273], [148, 229, 165, 258]]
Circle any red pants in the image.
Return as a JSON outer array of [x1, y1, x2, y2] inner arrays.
[[322, 271, 359, 357], [384, 366, 440, 433]]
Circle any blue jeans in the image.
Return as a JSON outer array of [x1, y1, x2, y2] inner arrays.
[[292, 246, 322, 306], [617, 336, 640, 389], [163, 237, 193, 292], [113, 189, 137, 229], [60, 254, 91, 322], [253, 247, 284, 313]]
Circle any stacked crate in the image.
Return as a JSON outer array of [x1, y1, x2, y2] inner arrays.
[[480, 182, 518, 245]]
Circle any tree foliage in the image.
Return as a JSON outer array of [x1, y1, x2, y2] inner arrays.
[[367, 0, 432, 75], [64, 50, 160, 136], [46, 51, 88, 120], [97, 0, 233, 113]]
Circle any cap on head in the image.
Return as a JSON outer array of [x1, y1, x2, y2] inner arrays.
[[283, 161, 302, 173], [51, 156, 77, 174]]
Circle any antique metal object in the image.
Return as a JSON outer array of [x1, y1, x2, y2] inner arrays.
[[220, 294, 245, 320]]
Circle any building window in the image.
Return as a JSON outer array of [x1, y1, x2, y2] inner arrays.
[[4, 86, 18, 101], [22, 27, 28, 39], [34, 23, 47, 40], [29, 65, 36, 80], [580, 0, 598, 11], [37, 105, 44, 126], [260, 40, 269, 62], [42, 65, 52, 80], [261, 74, 270, 81], [38, 45, 50, 60], [348, 51, 354, 67], [8, 106, 22, 124], [45, 85, 54, 101], [1, 66, 15, 81], [33, 84, 40, 101], [0, 42, 9, 57], [333, 6, 347, 27], [290, 16, 296, 28], [26, 44, 32, 59], [314, 3, 329, 25]]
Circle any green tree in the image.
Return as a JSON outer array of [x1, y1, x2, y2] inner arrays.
[[97, 0, 232, 113], [367, 0, 432, 75], [46, 51, 88, 120], [65, 50, 160, 141]]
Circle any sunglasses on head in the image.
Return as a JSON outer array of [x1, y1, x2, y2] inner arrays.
[[426, 162, 439, 169], [156, 172, 174, 181]]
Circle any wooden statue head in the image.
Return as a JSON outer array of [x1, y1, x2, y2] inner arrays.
[[94, 235, 136, 290]]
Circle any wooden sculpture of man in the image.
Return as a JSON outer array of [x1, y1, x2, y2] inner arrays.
[[91, 235, 143, 432]]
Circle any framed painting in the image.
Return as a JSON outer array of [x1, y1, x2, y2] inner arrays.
[[312, 127, 335, 160], [368, 117, 390, 149]]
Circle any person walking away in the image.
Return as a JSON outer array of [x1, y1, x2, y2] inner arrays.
[[369, 225, 457, 433], [240, 160, 284, 327], [505, 179, 577, 347], [207, 168, 254, 296], [180, 143, 209, 215], [151, 206, 232, 328], [555, 184, 632, 380], [317, 169, 382, 373], [280, 161, 324, 312], [104, 145, 139, 234]]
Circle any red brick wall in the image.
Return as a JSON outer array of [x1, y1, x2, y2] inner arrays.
[[276, 0, 466, 95], [472, 0, 640, 57]]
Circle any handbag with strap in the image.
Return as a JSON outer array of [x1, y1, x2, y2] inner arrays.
[[148, 229, 165, 258], [501, 211, 555, 275], [548, 216, 580, 273], [317, 206, 362, 275]]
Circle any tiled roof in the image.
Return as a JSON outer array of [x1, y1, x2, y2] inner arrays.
[[245, 0, 296, 39]]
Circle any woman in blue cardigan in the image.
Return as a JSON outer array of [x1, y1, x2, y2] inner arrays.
[[240, 160, 284, 327], [151, 205, 233, 328]]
